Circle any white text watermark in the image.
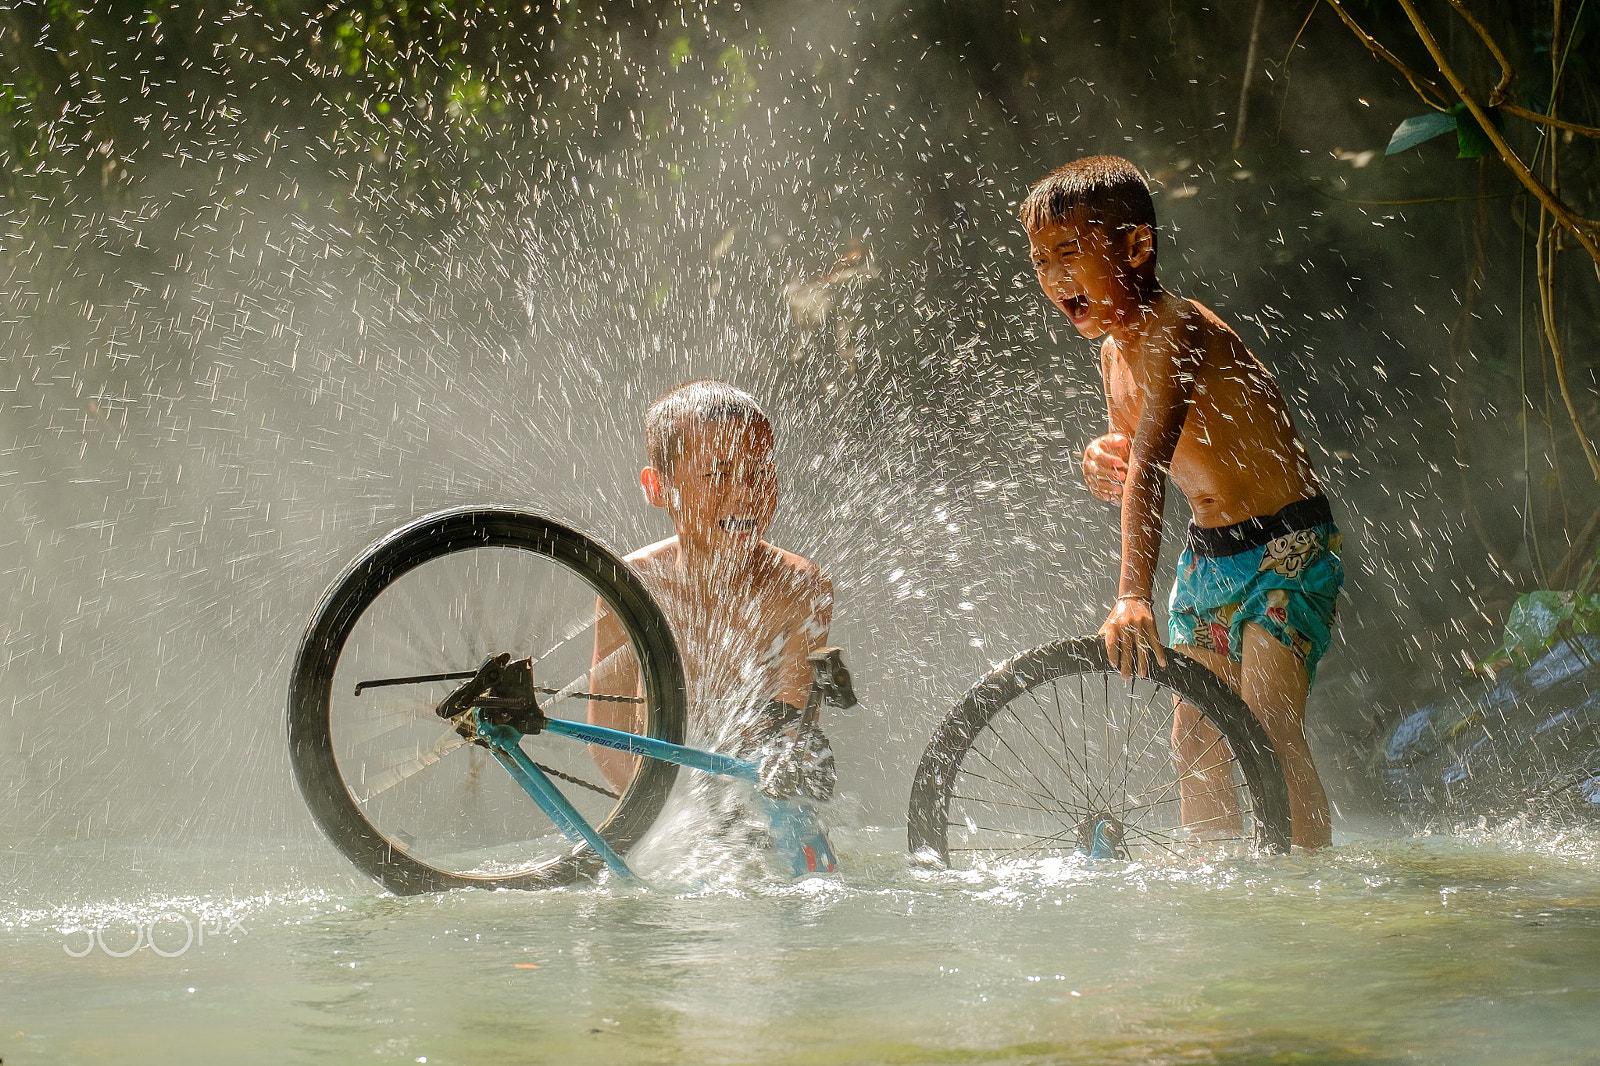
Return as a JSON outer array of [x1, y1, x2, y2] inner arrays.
[[62, 912, 246, 958]]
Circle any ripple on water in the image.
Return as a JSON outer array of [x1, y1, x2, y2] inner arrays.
[[3, 822, 1599, 1064]]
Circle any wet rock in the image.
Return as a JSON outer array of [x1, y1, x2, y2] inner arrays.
[[1375, 637, 1600, 820]]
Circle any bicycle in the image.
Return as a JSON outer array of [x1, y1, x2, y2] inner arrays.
[[287, 507, 853, 895], [906, 637, 1293, 867]]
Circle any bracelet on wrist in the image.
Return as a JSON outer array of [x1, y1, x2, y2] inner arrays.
[[1116, 593, 1152, 603]]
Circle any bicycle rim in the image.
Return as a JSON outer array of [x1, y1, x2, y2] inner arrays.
[[908, 637, 1290, 868]]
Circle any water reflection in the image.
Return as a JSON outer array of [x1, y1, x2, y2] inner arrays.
[[5, 824, 1600, 1063]]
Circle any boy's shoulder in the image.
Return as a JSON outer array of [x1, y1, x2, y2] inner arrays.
[[1110, 295, 1237, 371], [624, 535, 680, 576], [1177, 296, 1239, 342], [758, 545, 833, 631], [762, 542, 832, 595]]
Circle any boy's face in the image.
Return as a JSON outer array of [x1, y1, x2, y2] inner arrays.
[[1027, 213, 1136, 340], [648, 418, 779, 553]]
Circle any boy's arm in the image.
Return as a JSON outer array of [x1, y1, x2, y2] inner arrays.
[[1100, 331, 1199, 677], [589, 596, 644, 791], [776, 569, 834, 709], [1083, 340, 1133, 501]]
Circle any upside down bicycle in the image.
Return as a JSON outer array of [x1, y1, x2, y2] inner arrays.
[[286, 506, 850, 894]]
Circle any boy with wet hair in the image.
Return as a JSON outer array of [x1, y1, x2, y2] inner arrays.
[[1021, 154, 1343, 850], [588, 379, 835, 798]]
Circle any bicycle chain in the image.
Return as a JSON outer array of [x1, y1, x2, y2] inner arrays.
[[533, 762, 619, 800]]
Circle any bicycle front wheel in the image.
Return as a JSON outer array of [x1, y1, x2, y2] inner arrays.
[[288, 508, 686, 894], [907, 637, 1290, 867]]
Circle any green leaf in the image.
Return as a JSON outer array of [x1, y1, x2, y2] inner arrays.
[[1508, 589, 1574, 644], [1482, 590, 1578, 671], [1385, 111, 1456, 155], [1451, 103, 1502, 159]]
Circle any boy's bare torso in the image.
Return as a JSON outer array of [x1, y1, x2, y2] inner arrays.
[[626, 536, 832, 732], [1106, 296, 1320, 527]]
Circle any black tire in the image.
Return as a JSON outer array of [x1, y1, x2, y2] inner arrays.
[[908, 637, 1291, 866], [288, 507, 686, 894]]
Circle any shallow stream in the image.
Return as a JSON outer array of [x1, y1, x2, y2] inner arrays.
[[6, 822, 1598, 1065]]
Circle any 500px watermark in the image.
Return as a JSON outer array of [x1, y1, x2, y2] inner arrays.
[[62, 913, 246, 958]]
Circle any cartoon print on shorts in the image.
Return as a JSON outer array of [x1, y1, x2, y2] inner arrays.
[[1182, 610, 1218, 654], [1265, 587, 1290, 627], [1207, 621, 1231, 658], [1259, 529, 1321, 579], [1196, 601, 1240, 658], [1288, 627, 1314, 665]]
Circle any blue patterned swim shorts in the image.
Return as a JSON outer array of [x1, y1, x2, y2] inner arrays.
[[1166, 495, 1344, 685]]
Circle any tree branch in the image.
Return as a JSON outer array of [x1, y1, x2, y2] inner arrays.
[[1233, 0, 1267, 150], [1500, 102, 1600, 139], [1320, 0, 1449, 108], [1391, 0, 1600, 264], [1445, 0, 1515, 104], [1537, 206, 1600, 486]]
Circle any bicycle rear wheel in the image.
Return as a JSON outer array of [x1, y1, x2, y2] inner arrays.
[[288, 507, 686, 894], [907, 637, 1290, 867]]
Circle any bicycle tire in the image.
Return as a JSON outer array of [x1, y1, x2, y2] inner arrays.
[[907, 636, 1291, 866], [288, 507, 687, 894]]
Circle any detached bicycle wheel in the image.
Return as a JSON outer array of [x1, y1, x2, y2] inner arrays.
[[288, 508, 686, 894], [908, 637, 1290, 867]]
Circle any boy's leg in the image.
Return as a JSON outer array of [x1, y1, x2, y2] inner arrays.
[[1238, 622, 1331, 850], [1170, 643, 1243, 835]]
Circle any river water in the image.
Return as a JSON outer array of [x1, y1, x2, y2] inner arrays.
[[5, 819, 1598, 1065]]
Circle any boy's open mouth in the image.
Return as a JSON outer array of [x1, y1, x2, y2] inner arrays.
[[1061, 293, 1090, 321], [719, 517, 759, 535]]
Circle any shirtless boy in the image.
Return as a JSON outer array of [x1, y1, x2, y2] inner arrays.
[[1021, 155, 1343, 850], [587, 379, 834, 795]]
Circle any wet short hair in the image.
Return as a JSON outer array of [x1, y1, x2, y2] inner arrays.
[[645, 379, 770, 472], [1019, 155, 1157, 258]]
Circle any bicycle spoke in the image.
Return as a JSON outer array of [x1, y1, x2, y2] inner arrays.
[[1013, 692, 1103, 811], [951, 822, 1082, 857], [960, 751, 1077, 817], [1023, 686, 1110, 812], [543, 641, 635, 709], [355, 728, 469, 802], [1108, 677, 1166, 810], [1119, 823, 1189, 856], [339, 695, 437, 747], [1125, 775, 1245, 816], [1044, 680, 1084, 789], [969, 724, 1081, 816], [1120, 731, 1238, 831], [948, 792, 1053, 816], [531, 609, 599, 669], [948, 787, 1089, 820]]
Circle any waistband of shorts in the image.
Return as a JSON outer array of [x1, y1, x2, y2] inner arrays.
[[1184, 495, 1334, 558]]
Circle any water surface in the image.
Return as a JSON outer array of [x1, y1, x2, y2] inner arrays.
[[5, 823, 1597, 1065]]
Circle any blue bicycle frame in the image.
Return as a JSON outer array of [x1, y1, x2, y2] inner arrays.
[[468, 710, 838, 881]]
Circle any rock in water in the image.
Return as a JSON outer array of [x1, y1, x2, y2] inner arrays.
[[1376, 636, 1600, 821]]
